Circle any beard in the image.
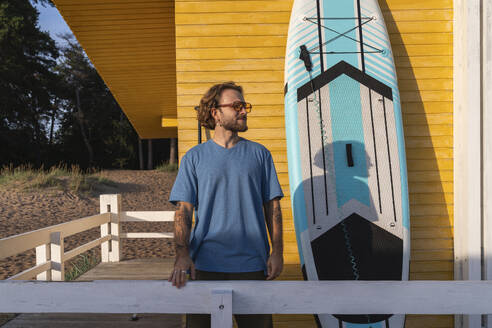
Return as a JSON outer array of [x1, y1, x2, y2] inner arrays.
[[220, 118, 248, 132]]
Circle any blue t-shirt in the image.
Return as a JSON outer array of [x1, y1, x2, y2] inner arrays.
[[169, 138, 284, 273]]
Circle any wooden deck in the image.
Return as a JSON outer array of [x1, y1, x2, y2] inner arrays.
[[3, 258, 183, 328]]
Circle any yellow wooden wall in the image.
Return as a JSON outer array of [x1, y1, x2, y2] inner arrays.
[[175, 0, 453, 327]]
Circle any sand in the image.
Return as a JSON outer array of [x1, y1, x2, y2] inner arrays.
[[0, 170, 178, 280]]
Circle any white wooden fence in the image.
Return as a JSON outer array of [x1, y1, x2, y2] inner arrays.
[[1, 280, 492, 328], [1, 194, 492, 328], [0, 194, 174, 281]]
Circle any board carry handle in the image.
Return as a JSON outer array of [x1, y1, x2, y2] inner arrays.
[[299, 45, 312, 72], [346, 143, 354, 167]]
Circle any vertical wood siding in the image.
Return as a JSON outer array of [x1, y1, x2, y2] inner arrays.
[[175, 0, 453, 327]]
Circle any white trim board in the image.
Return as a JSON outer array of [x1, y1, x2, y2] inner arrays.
[[454, 0, 490, 327]]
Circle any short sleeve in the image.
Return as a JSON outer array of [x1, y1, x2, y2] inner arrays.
[[262, 151, 284, 203], [169, 152, 198, 206]]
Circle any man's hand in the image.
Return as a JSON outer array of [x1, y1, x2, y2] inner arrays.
[[168, 253, 196, 288], [266, 251, 283, 280]]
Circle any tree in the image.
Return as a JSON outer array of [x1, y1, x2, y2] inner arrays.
[[0, 0, 60, 166], [55, 35, 139, 169]]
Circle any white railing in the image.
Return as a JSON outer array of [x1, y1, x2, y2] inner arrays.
[[0, 280, 491, 328], [0, 194, 175, 281]]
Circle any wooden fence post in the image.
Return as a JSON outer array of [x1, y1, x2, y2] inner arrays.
[[35, 244, 51, 281], [100, 194, 122, 262], [211, 289, 233, 328], [50, 232, 64, 281]]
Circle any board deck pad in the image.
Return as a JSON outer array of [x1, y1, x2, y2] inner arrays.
[[284, 0, 410, 327]]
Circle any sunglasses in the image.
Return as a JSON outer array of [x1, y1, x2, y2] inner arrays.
[[216, 101, 252, 113]]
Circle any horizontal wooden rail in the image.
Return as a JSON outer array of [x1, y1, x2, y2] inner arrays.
[[0, 213, 110, 260], [1, 281, 492, 315], [121, 211, 174, 222], [64, 235, 112, 262], [7, 262, 52, 281], [120, 232, 173, 239]]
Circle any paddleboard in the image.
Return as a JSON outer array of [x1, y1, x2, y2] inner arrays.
[[284, 0, 410, 327]]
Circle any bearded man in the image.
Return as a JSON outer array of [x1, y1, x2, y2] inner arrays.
[[168, 81, 284, 328]]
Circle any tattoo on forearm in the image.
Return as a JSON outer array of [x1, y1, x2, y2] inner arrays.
[[265, 199, 283, 254], [174, 202, 192, 254]]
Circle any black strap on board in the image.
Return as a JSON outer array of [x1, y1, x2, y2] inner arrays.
[[346, 143, 354, 167]]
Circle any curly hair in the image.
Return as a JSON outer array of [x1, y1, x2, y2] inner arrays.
[[196, 81, 243, 130]]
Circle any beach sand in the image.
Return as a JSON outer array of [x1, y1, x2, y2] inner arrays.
[[0, 170, 178, 280]]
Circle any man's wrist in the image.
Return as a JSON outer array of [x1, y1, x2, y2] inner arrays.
[[271, 248, 283, 256], [175, 243, 190, 256]]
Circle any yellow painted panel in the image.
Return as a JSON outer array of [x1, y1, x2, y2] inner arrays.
[[176, 24, 289, 37], [411, 238, 453, 250], [411, 250, 453, 261], [404, 113, 452, 125], [176, 12, 290, 25], [408, 182, 453, 193], [177, 35, 287, 48], [408, 170, 453, 182], [404, 125, 452, 137], [381, 0, 452, 10], [383, 9, 453, 21], [399, 79, 453, 91], [411, 260, 454, 272], [177, 70, 283, 83], [387, 21, 452, 33], [177, 47, 285, 60], [63, 14, 174, 25], [161, 117, 178, 128], [177, 58, 285, 72], [406, 315, 453, 328], [410, 193, 454, 205], [406, 147, 453, 159], [407, 159, 453, 171], [411, 216, 454, 228], [410, 204, 453, 216], [412, 227, 453, 239], [393, 44, 452, 57], [401, 90, 453, 102], [391, 33, 453, 45], [176, 1, 292, 13], [178, 82, 284, 95], [401, 102, 453, 114], [395, 55, 453, 68], [410, 272, 453, 280]]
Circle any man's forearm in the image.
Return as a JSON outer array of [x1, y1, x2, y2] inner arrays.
[[265, 198, 283, 254], [174, 202, 193, 257]]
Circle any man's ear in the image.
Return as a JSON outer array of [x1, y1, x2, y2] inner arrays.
[[211, 107, 220, 121]]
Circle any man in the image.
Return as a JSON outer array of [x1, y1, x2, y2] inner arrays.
[[168, 81, 284, 328]]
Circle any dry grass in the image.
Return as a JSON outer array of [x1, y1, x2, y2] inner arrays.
[[0, 164, 117, 194], [155, 161, 178, 172]]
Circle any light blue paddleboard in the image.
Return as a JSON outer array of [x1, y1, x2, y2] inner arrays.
[[284, 0, 410, 327]]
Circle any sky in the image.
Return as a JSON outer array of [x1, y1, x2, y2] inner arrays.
[[34, 2, 73, 46]]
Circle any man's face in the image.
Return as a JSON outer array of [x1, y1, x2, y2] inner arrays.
[[214, 89, 248, 133]]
